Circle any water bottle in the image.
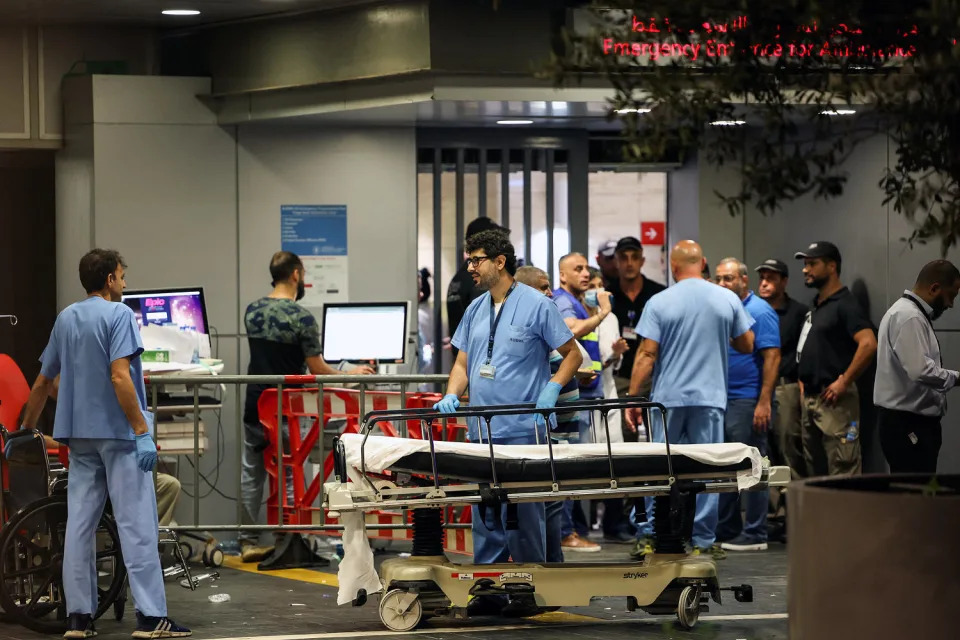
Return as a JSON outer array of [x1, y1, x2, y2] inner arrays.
[[844, 421, 858, 443]]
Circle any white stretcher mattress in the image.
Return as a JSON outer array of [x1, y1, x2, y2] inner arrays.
[[339, 433, 763, 490]]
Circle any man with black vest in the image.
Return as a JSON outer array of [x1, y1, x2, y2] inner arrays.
[[794, 241, 877, 477], [874, 260, 960, 473]]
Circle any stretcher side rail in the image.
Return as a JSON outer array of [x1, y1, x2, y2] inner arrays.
[[355, 398, 669, 499]]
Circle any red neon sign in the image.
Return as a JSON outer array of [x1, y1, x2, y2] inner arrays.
[[602, 14, 920, 60]]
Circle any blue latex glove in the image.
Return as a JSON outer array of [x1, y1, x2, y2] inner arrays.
[[135, 432, 157, 472], [534, 381, 563, 430], [536, 382, 563, 410], [433, 393, 460, 414]]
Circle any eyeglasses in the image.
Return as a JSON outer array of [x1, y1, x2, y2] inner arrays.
[[466, 255, 493, 269]]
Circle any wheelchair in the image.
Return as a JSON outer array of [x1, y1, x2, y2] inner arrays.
[[0, 427, 217, 634]]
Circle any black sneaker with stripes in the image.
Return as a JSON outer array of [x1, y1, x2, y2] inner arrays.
[[131, 612, 192, 638]]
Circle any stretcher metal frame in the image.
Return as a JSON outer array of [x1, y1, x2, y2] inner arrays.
[[324, 398, 789, 632]]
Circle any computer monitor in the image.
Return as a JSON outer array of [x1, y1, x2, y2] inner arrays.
[[121, 288, 209, 335], [322, 302, 409, 364]]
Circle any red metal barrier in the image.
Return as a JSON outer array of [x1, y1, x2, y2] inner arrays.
[[255, 385, 465, 538]]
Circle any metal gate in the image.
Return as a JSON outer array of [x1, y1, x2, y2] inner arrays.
[[416, 129, 590, 373]]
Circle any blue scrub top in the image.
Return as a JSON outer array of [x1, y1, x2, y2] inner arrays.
[[452, 282, 574, 441], [637, 278, 754, 410], [39, 297, 151, 443], [727, 292, 781, 399]]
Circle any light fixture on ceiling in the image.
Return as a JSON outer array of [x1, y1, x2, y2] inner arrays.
[[496, 120, 534, 125], [820, 109, 857, 116], [709, 120, 746, 126], [615, 108, 652, 114], [162, 9, 201, 16]]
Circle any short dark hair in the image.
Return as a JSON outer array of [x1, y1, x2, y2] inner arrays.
[[270, 251, 304, 286], [466, 217, 500, 240], [916, 259, 960, 288], [79, 249, 126, 294], [466, 229, 518, 276]]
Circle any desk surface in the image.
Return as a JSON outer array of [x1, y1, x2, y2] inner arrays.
[[143, 359, 224, 376]]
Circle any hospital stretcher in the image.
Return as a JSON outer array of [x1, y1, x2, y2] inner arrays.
[[323, 398, 791, 632]]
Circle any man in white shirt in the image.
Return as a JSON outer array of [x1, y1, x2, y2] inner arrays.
[[874, 259, 960, 473]]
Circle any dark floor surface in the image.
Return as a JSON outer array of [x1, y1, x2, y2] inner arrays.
[[0, 537, 788, 640]]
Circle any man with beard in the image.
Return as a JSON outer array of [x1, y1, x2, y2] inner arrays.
[[755, 258, 809, 477], [794, 242, 877, 477], [434, 230, 581, 617], [874, 260, 960, 473], [239, 251, 374, 563]]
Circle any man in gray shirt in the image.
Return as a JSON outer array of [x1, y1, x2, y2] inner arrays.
[[874, 259, 960, 473]]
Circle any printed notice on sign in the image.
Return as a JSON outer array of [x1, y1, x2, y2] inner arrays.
[[281, 205, 348, 307]]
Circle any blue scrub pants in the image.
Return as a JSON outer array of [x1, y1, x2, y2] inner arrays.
[[544, 501, 564, 562], [634, 406, 724, 550], [64, 439, 166, 617], [716, 398, 772, 543], [470, 433, 546, 564]]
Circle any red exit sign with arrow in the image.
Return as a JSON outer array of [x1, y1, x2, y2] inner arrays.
[[641, 222, 665, 245]]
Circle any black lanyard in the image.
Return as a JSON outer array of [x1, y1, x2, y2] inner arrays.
[[901, 293, 941, 364], [487, 282, 517, 364]]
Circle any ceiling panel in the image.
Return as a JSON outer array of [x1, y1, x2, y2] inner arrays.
[[0, 0, 373, 26]]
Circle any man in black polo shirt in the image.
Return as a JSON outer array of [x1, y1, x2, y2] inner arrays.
[[608, 237, 666, 401], [794, 242, 877, 476], [755, 258, 809, 477]]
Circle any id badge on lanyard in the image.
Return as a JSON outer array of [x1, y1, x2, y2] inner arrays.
[[482, 283, 517, 380]]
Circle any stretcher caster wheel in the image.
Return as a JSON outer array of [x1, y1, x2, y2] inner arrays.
[[676, 586, 700, 630], [203, 548, 224, 568], [378, 589, 422, 632]]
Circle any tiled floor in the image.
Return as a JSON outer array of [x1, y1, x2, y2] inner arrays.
[[0, 538, 788, 640]]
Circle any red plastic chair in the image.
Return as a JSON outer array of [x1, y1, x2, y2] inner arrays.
[[0, 354, 29, 431]]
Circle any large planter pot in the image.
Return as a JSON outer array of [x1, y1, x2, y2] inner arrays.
[[789, 474, 960, 640]]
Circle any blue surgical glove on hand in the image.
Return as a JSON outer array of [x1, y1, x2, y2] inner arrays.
[[433, 393, 460, 414], [536, 382, 563, 409], [135, 432, 158, 472]]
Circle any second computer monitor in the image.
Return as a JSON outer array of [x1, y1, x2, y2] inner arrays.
[[322, 302, 408, 364]]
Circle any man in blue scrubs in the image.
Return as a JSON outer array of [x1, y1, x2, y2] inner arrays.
[[625, 241, 755, 560], [713, 258, 781, 551], [19, 249, 190, 639], [434, 230, 581, 615]]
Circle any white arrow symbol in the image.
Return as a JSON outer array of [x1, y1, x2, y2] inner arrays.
[[644, 227, 658, 240]]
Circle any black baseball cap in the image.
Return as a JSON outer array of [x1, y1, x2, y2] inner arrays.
[[598, 240, 618, 258], [615, 236, 643, 253], [754, 258, 789, 277], [794, 241, 842, 263]]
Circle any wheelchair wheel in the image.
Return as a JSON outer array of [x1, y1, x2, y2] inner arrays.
[[0, 495, 127, 634]]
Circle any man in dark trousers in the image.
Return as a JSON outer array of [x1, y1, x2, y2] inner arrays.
[[755, 258, 809, 477], [874, 259, 960, 473], [608, 237, 666, 400], [446, 218, 502, 358], [794, 241, 877, 477]]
